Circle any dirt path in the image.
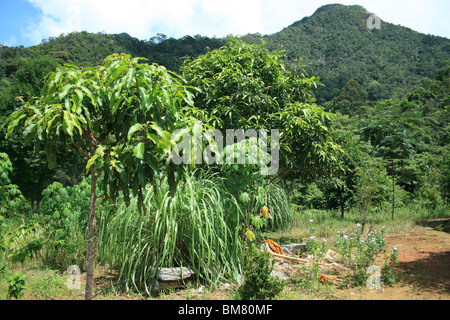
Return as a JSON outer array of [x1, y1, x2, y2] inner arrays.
[[337, 221, 450, 300]]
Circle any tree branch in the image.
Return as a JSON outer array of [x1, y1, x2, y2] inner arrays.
[[263, 170, 290, 188]]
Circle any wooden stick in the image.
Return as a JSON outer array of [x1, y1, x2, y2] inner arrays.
[[268, 251, 309, 263]]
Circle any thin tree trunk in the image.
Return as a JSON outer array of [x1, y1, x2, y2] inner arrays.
[[85, 168, 98, 300], [73, 161, 77, 187], [392, 162, 395, 221]]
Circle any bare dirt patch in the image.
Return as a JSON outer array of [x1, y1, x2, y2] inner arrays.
[[337, 222, 450, 300]]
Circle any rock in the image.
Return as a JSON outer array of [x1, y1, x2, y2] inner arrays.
[[280, 243, 307, 255], [270, 270, 289, 280], [151, 267, 195, 291], [157, 267, 194, 281]]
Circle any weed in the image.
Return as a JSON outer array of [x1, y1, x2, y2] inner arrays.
[[236, 247, 285, 300], [7, 272, 27, 299]]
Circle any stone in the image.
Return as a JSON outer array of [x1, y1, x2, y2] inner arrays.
[[270, 270, 289, 280], [151, 267, 195, 291], [157, 267, 194, 281], [280, 243, 307, 255]]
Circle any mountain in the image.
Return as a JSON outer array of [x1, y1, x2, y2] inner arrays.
[[242, 4, 450, 103], [1, 4, 449, 106]]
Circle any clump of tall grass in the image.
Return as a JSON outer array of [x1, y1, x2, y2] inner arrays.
[[265, 183, 293, 231], [98, 171, 244, 295]]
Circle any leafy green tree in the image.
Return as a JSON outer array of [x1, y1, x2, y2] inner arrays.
[[359, 99, 421, 219], [2, 53, 199, 299], [0, 153, 25, 218], [353, 157, 391, 231], [181, 38, 320, 129], [440, 150, 450, 204], [329, 79, 371, 116], [319, 114, 367, 218], [181, 38, 344, 184]]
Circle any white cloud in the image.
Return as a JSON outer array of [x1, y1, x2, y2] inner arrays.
[[23, 0, 449, 46], [25, 0, 201, 44], [3, 35, 18, 47]]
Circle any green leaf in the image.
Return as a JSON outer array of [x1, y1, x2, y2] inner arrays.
[[59, 84, 73, 99], [85, 145, 105, 173], [133, 142, 145, 159], [244, 229, 256, 242], [251, 216, 265, 229], [127, 123, 143, 141], [146, 132, 159, 145], [23, 123, 37, 146], [239, 192, 250, 204], [125, 67, 136, 89], [62, 110, 74, 138]]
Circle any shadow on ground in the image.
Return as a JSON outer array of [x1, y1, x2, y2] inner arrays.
[[396, 244, 450, 293], [415, 218, 450, 234]]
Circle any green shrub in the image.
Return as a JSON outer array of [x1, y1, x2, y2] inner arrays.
[[236, 248, 285, 300], [0, 153, 25, 218], [334, 224, 398, 288], [7, 272, 27, 299], [39, 180, 92, 269]]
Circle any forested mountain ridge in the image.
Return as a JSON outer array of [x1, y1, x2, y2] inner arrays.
[[242, 4, 450, 103], [1, 4, 449, 105]]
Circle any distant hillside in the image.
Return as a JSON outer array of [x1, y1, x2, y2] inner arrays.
[[1, 4, 449, 106], [242, 4, 450, 103], [0, 31, 225, 74]]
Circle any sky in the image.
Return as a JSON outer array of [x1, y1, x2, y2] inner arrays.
[[0, 0, 449, 47]]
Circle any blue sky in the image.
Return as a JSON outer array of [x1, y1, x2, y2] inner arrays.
[[1, 0, 449, 47]]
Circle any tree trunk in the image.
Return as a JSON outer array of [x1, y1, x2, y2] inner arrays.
[[85, 168, 98, 300], [73, 161, 77, 187], [392, 162, 395, 221]]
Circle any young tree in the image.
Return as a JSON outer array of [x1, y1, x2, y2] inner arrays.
[[359, 99, 420, 219], [0, 152, 25, 218], [2, 53, 198, 299], [181, 38, 345, 183], [353, 157, 391, 232]]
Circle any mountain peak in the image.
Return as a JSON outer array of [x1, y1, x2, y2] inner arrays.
[[313, 3, 366, 14], [261, 3, 450, 103], [290, 4, 373, 28]]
